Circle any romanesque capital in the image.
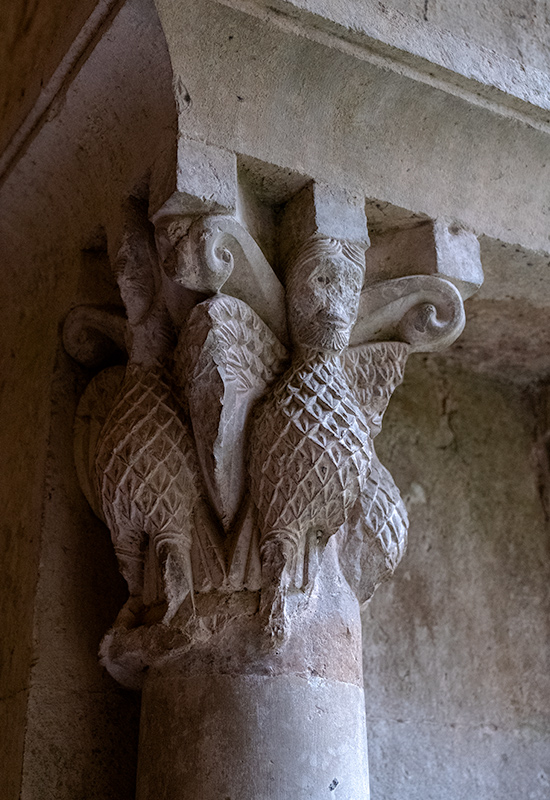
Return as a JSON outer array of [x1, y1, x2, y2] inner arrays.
[[64, 157, 482, 799]]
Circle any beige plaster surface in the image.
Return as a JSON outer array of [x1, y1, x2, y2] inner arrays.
[[19, 348, 140, 800], [0, 4, 173, 794], [395, 0, 550, 74], [365, 355, 550, 798]]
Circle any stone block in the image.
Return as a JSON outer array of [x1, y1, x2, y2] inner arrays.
[[150, 137, 237, 222], [366, 219, 483, 299], [279, 181, 369, 266]]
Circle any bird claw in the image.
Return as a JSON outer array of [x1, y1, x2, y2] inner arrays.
[[155, 534, 194, 625], [260, 581, 290, 645]]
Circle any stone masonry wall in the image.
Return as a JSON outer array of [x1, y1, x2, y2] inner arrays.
[[1, 1, 549, 798]]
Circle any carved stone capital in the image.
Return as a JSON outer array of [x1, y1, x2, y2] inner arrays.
[[64, 171, 482, 800]]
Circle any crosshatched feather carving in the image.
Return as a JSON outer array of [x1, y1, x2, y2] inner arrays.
[[65, 197, 469, 650], [245, 236, 410, 636], [95, 365, 200, 623], [181, 294, 288, 533]]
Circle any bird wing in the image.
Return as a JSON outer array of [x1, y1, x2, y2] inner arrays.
[[343, 341, 410, 436], [179, 294, 288, 533], [338, 453, 408, 607], [73, 365, 126, 522], [339, 341, 410, 605]]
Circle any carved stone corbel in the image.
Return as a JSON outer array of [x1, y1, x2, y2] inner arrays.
[[64, 167, 482, 800]]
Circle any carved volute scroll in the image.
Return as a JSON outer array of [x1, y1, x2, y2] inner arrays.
[[64, 177, 480, 687]]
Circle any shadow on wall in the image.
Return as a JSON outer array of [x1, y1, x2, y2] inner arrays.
[[19, 317, 140, 797]]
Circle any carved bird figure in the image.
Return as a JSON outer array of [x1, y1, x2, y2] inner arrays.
[[181, 234, 410, 638], [91, 200, 204, 625], [95, 364, 200, 623], [68, 205, 433, 638], [247, 236, 375, 633], [249, 353, 373, 608]]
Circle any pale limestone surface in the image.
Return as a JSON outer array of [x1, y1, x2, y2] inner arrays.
[[2, 0, 550, 166], [0, 0, 549, 798], [138, 673, 369, 800], [156, 0, 550, 253], [395, 0, 550, 74]]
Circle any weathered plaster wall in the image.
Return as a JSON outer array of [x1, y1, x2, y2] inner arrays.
[[0, 4, 174, 794], [0, 243, 67, 799], [0, 234, 141, 799], [365, 356, 550, 799]]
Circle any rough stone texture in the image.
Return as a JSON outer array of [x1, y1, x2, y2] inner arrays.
[[364, 355, 550, 799], [446, 297, 550, 385], [0, 191, 146, 800], [78, 182, 463, 665], [0, 0, 549, 798], [444, 236, 550, 385], [365, 219, 483, 300], [401, 0, 550, 74], [157, 0, 550, 254], [72, 186, 443, 798], [150, 138, 238, 220], [245, 0, 550, 120], [0, 242, 69, 800], [3, 0, 550, 174]]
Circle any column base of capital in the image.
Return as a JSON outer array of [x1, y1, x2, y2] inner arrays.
[[137, 667, 370, 800]]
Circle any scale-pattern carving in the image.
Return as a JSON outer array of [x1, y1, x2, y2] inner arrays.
[[344, 341, 410, 432], [250, 354, 372, 560], [95, 364, 200, 621], [339, 454, 409, 606], [60, 193, 475, 693], [184, 294, 287, 392], [182, 295, 287, 530], [362, 458, 408, 572]]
